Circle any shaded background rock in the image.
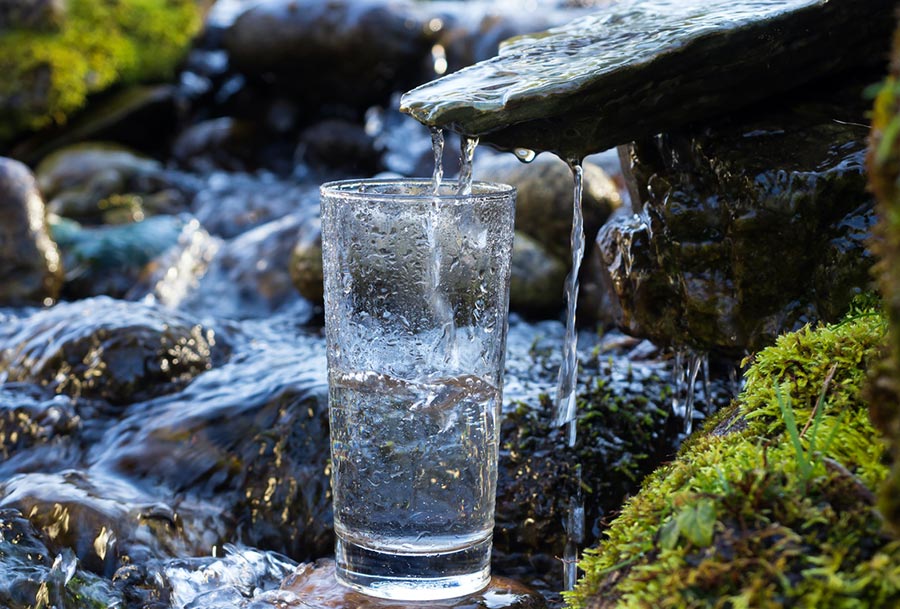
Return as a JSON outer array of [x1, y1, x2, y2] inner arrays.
[[592, 79, 876, 354], [509, 232, 566, 318], [0, 157, 63, 306], [476, 153, 620, 262], [223, 0, 435, 115]]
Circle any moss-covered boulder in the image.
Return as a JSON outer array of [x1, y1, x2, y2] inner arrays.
[[0, 0, 202, 142], [594, 79, 875, 355], [568, 310, 900, 609]]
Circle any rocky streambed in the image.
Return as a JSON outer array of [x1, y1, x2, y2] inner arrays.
[[0, 0, 897, 608]]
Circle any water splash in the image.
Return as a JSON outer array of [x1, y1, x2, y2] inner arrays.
[[671, 349, 707, 435], [457, 136, 479, 196], [554, 161, 585, 448]]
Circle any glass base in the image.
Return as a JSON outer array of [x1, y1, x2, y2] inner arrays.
[[334, 535, 492, 601]]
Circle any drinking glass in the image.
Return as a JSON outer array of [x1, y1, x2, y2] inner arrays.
[[320, 178, 516, 600]]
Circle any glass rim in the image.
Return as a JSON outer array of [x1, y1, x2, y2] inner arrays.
[[320, 178, 515, 202]]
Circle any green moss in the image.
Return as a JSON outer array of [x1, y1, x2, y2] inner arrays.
[[568, 312, 899, 609], [0, 0, 202, 140]]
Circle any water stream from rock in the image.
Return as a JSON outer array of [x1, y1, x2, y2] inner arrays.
[[554, 162, 585, 449]]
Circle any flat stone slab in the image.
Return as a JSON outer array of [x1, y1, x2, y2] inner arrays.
[[281, 559, 548, 609], [401, 0, 892, 158]]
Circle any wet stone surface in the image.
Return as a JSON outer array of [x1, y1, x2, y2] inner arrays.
[[401, 0, 893, 158], [592, 79, 876, 354], [0, 157, 63, 306], [281, 559, 548, 609]]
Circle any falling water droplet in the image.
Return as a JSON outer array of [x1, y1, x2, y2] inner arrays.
[[554, 161, 585, 447], [563, 465, 585, 592], [514, 148, 536, 163]]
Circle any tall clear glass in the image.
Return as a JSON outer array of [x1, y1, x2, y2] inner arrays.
[[320, 178, 516, 601]]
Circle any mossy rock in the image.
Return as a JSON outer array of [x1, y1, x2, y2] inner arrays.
[[0, 0, 202, 142], [568, 309, 900, 609], [867, 21, 900, 538]]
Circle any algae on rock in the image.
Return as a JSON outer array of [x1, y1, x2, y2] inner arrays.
[[567, 310, 900, 609], [0, 0, 202, 142]]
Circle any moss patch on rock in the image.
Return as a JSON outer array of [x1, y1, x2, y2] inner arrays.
[[0, 0, 202, 141], [567, 309, 900, 609]]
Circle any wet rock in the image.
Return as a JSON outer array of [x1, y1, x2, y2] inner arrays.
[[11, 84, 181, 164], [493, 347, 683, 593], [37, 143, 199, 223], [594, 83, 876, 354], [172, 117, 263, 173], [0, 157, 63, 306], [183, 214, 315, 320], [281, 559, 548, 609], [223, 0, 435, 113], [50, 215, 186, 299], [0, 0, 65, 31], [475, 153, 620, 261], [0, 296, 227, 404], [296, 119, 382, 179], [289, 218, 323, 305], [0, 507, 123, 609], [0, 470, 228, 577], [0, 1, 201, 143], [92, 333, 332, 561], [0, 383, 83, 476], [509, 232, 566, 317], [401, 0, 893, 158], [192, 172, 319, 239]]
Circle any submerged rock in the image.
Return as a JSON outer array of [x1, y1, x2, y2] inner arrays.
[[0, 157, 63, 306], [593, 82, 875, 354], [0, 469, 228, 577], [224, 0, 435, 113], [183, 214, 315, 320], [568, 311, 899, 609], [401, 0, 893, 158], [91, 332, 332, 562], [0, 507, 123, 609], [0, 297, 227, 404], [50, 215, 186, 299]]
